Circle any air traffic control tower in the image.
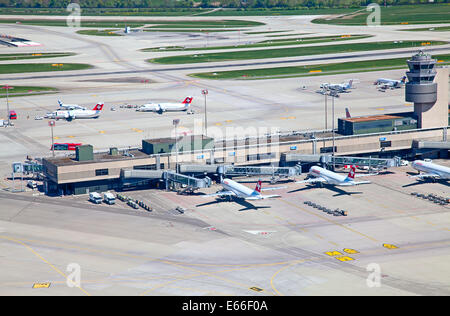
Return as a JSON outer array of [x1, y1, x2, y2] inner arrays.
[[405, 51, 449, 129]]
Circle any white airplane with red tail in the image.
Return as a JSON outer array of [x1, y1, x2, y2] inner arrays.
[[46, 103, 104, 121], [137, 97, 193, 114], [296, 165, 373, 187]]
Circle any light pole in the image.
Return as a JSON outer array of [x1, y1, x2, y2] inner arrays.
[[323, 92, 328, 151], [201, 89, 208, 137], [173, 119, 180, 172], [49, 120, 55, 157], [2, 85, 13, 126], [331, 93, 335, 170]]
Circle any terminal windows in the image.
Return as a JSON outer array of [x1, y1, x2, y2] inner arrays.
[[95, 168, 109, 176]]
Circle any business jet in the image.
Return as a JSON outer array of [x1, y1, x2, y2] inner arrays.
[[409, 160, 450, 181], [296, 166, 373, 187], [57, 100, 86, 111], [46, 103, 104, 121], [374, 76, 406, 89], [320, 80, 353, 93], [137, 97, 193, 114]]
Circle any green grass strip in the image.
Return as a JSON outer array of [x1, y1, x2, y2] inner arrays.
[[150, 40, 447, 64], [189, 54, 450, 80]]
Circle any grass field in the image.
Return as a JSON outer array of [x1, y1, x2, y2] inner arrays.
[[0, 18, 263, 28], [400, 26, 450, 32], [0, 52, 74, 61], [189, 54, 450, 80], [0, 7, 354, 16], [0, 63, 92, 74], [142, 34, 372, 52], [76, 29, 122, 36], [150, 40, 447, 64], [0, 86, 57, 98], [313, 4, 450, 25]]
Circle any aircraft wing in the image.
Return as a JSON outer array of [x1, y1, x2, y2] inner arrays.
[[246, 194, 280, 200], [295, 178, 326, 184], [409, 173, 440, 179], [355, 173, 378, 178], [261, 186, 287, 192], [202, 191, 236, 198], [353, 180, 371, 185]]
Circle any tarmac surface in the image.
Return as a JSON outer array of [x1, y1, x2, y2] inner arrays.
[[0, 163, 449, 295], [0, 14, 449, 295]]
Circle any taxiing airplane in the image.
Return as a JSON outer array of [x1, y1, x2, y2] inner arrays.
[[374, 76, 406, 89], [321, 80, 353, 93], [46, 103, 104, 121], [57, 100, 86, 111], [137, 97, 193, 114], [296, 165, 372, 187], [409, 160, 450, 181]]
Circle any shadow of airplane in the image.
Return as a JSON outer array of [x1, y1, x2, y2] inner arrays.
[[402, 178, 449, 188], [288, 183, 362, 196], [196, 197, 271, 211]]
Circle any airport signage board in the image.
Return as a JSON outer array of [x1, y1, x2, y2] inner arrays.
[[12, 162, 23, 173]]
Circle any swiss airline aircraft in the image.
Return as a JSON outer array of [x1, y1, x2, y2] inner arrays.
[[296, 166, 372, 187], [374, 76, 406, 88], [321, 80, 353, 93], [204, 179, 282, 201], [137, 97, 193, 113], [57, 100, 86, 110], [46, 103, 104, 121], [410, 160, 450, 181]]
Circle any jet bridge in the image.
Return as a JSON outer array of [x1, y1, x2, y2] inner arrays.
[[163, 171, 211, 194], [321, 155, 400, 169], [178, 164, 301, 182], [217, 165, 301, 182]]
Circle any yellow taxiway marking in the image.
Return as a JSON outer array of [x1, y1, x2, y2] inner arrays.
[[0, 235, 90, 296], [53, 137, 59, 140], [377, 108, 385, 111], [325, 251, 342, 256], [343, 248, 359, 254], [225, 120, 233, 123], [335, 256, 354, 262], [249, 286, 264, 292], [383, 243, 398, 249], [99, 130, 105, 134], [32, 282, 51, 289], [215, 123, 222, 126], [68, 136, 75, 138]]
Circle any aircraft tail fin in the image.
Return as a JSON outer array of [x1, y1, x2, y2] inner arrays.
[[346, 165, 356, 180], [182, 97, 193, 105], [58, 100, 63, 107], [401, 76, 407, 83], [93, 103, 104, 111], [345, 108, 351, 118], [348, 79, 353, 88], [254, 180, 262, 193]]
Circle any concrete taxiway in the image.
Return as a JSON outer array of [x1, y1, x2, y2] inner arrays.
[[0, 14, 449, 295], [0, 162, 449, 295]]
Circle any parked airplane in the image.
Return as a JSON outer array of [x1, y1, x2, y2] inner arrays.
[[203, 179, 281, 201], [409, 160, 450, 181], [296, 165, 372, 187], [57, 100, 86, 111], [345, 108, 351, 119], [137, 97, 193, 114], [321, 80, 353, 93], [46, 103, 104, 121], [374, 76, 406, 89]]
